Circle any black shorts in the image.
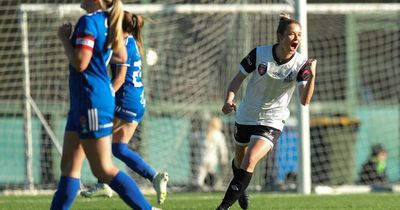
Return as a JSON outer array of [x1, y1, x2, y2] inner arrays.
[[234, 122, 282, 146]]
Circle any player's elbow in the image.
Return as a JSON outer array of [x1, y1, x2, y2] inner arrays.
[[113, 48, 127, 64], [72, 61, 89, 72], [69, 56, 89, 72], [120, 53, 127, 63], [300, 97, 311, 106], [301, 100, 310, 106], [74, 64, 88, 72]]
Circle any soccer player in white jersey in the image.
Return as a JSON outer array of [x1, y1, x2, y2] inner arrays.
[[50, 0, 160, 209], [81, 11, 169, 205], [216, 13, 317, 210]]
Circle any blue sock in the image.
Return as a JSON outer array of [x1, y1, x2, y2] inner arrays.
[[50, 176, 80, 210], [112, 143, 157, 181], [109, 171, 152, 210]]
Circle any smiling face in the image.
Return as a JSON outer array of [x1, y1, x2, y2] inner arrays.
[[277, 23, 302, 56]]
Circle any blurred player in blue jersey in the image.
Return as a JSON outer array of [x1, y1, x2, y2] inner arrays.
[[81, 11, 169, 205], [50, 0, 160, 209], [216, 13, 317, 210]]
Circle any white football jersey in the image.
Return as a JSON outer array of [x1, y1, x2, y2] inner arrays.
[[235, 44, 310, 130]]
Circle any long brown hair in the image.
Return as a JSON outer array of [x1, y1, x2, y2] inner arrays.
[[99, 0, 124, 51], [122, 11, 145, 58], [276, 12, 301, 42]]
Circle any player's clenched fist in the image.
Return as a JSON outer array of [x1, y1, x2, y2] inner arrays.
[[305, 58, 317, 78], [58, 22, 72, 40], [222, 101, 236, 114]]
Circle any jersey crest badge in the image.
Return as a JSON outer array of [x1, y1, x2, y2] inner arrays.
[[257, 63, 267, 76]]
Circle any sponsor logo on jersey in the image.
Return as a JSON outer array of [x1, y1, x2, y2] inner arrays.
[[283, 71, 294, 83], [257, 63, 267, 76]]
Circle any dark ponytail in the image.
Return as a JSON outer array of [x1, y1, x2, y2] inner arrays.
[[122, 11, 145, 58], [132, 14, 144, 58]]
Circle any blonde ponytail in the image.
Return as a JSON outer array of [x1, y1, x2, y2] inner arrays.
[[101, 0, 124, 51], [132, 14, 145, 58]]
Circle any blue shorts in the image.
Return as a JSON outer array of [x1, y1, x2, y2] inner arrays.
[[114, 105, 145, 123], [115, 86, 145, 123], [65, 106, 114, 139]]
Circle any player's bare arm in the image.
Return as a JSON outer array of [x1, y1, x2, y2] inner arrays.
[[58, 22, 93, 72], [110, 44, 128, 92], [299, 58, 317, 105], [112, 65, 127, 93], [222, 71, 246, 114], [110, 47, 128, 65]]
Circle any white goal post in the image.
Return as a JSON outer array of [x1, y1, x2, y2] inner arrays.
[[18, 3, 400, 14], [13, 3, 400, 194]]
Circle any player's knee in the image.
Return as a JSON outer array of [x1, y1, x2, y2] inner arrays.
[[112, 143, 129, 159], [92, 165, 118, 183]]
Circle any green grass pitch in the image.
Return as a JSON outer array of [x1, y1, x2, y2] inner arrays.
[[0, 192, 399, 210]]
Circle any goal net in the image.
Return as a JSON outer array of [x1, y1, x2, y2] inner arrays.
[[0, 1, 399, 194]]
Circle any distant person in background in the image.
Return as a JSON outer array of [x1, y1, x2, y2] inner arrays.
[[359, 144, 388, 185], [196, 117, 228, 191], [80, 11, 168, 205], [189, 117, 205, 187]]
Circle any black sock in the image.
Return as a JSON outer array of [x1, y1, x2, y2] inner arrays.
[[232, 160, 248, 197], [231, 159, 239, 176], [220, 169, 253, 207]]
